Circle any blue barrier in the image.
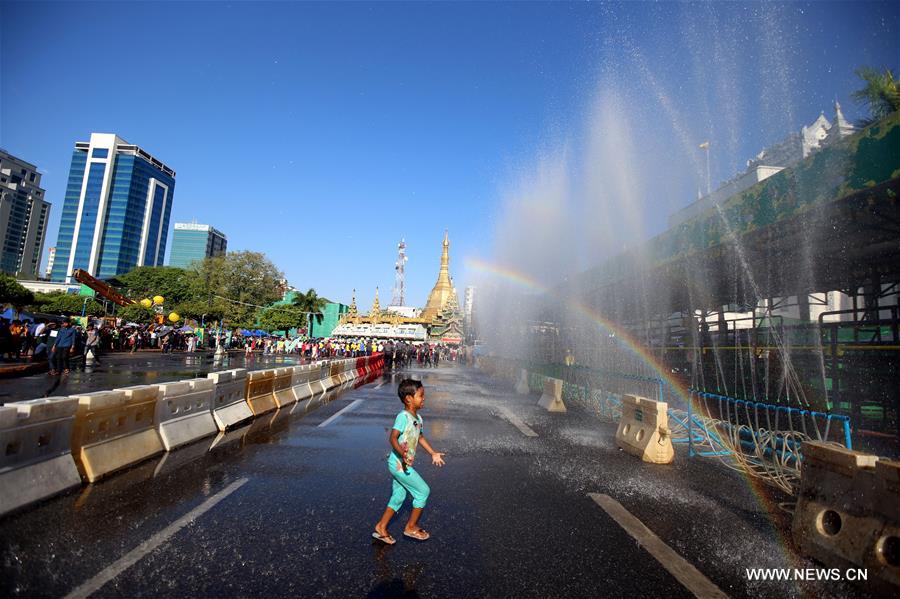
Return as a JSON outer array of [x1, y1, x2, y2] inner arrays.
[[689, 390, 853, 451]]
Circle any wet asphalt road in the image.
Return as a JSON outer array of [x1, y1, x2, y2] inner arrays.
[[0, 365, 872, 598]]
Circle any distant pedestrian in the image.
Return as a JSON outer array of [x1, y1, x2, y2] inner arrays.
[[82, 324, 102, 366], [49, 319, 78, 376], [372, 379, 445, 545]]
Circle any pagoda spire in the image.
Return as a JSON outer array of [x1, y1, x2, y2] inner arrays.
[[422, 231, 453, 321], [833, 99, 855, 137], [371, 286, 381, 316], [348, 289, 357, 316]]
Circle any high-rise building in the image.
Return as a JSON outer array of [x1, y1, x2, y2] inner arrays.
[[168, 222, 227, 268], [464, 286, 475, 325], [0, 149, 51, 278], [51, 133, 176, 282], [464, 285, 476, 341], [45, 246, 56, 279]]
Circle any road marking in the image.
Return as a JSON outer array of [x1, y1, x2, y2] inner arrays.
[[497, 406, 538, 437], [318, 399, 364, 427], [588, 493, 727, 599], [65, 477, 249, 599], [374, 380, 385, 390]]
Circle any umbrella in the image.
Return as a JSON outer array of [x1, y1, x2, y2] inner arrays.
[[124, 322, 142, 327], [177, 325, 195, 333]]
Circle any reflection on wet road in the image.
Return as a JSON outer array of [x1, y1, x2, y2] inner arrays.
[[0, 352, 301, 404]]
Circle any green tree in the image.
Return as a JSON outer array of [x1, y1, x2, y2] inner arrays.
[[116, 303, 155, 325], [257, 304, 307, 332], [118, 266, 194, 304], [852, 66, 900, 126], [291, 288, 328, 327], [173, 298, 227, 324], [190, 251, 284, 324], [29, 292, 104, 316], [0, 274, 34, 308]]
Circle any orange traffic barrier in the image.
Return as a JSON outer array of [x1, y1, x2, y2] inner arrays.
[[71, 387, 164, 482], [245, 369, 277, 415]]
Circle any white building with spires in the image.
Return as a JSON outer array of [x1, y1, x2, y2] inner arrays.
[[669, 101, 857, 228], [668, 101, 871, 327]]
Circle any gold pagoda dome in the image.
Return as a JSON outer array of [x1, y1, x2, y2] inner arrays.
[[421, 230, 454, 321]]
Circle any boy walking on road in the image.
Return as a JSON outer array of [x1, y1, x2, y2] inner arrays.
[[373, 379, 445, 544]]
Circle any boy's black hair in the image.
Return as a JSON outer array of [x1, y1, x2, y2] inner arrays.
[[397, 378, 423, 404]]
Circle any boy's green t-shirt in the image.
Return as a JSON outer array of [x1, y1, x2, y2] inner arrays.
[[389, 410, 424, 470]]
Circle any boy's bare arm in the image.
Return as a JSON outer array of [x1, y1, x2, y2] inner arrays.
[[418, 436, 446, 466], [389, 428, 404, 456]]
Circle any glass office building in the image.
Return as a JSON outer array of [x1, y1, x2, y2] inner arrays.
[[169, 222, 227, 268], [0, 149, 51, 278], [51, 133, 176, 282]]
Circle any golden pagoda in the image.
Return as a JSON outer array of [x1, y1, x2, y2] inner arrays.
[[370, 287, 382, 323], [334, 231, 465, 344], [428, 280, 464, 343], [421, 230, 454, 321]]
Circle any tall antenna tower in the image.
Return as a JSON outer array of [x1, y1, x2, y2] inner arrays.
[[391, 238, 407, 306]]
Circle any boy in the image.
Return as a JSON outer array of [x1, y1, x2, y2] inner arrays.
[[373, 379, 445, 544]]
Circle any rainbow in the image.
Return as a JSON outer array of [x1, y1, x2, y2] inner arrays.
[[466, 257, 692, 403], [466, 256, 803, 575]]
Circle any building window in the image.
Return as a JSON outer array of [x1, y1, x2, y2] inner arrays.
[[29, 173, 36, 182], [92, 148, 109, 159]]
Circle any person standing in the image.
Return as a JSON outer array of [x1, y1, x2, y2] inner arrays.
[[49, 319, 78, 375], [82, 324, 102, 366]]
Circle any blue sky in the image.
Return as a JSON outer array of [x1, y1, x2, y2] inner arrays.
[[1, 1, 897, 307]]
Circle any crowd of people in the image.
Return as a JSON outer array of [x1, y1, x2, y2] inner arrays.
[[0, 315, 472, 372]]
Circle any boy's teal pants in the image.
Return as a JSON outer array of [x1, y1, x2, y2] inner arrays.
[[387, 457, 430, 510]]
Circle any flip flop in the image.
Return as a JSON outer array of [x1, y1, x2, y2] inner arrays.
[[403, 529, 430, 541], [372, 531, 396, 545]]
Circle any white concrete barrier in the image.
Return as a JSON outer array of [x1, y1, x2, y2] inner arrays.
[[793, 442, 900, 591], [208, 368, 252, 431], [309, 361, 330, 395], [71, 387, 164, 482], [272, 367, 296, 408], [291, 364, 315, 402], [0, 397, 82, 516], [537, 378, 567, 412], [615, 395, 673, 464], [341, 359, 357, 385], [515, 369, 530, 394], [155, 379, 218, 451]]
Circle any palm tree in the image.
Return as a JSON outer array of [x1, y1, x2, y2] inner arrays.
[[291, 288, 328, 335], [852, 66, 900, 127]]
